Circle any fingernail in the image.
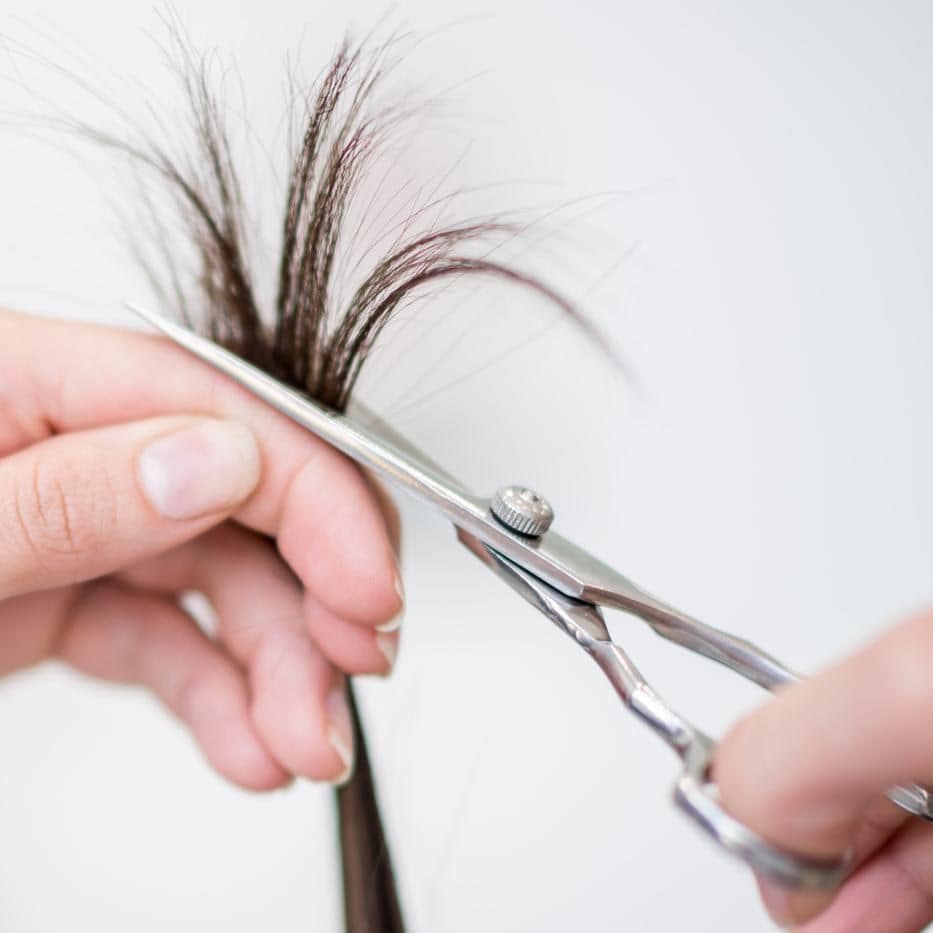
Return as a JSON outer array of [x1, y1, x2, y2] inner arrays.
[[138, 419, 261, 520], [325, 685, 354, 785], [375, 610, 402, 634], [758, 878, 833, 928], [758, 879, 793, 928], [374, 564, 404, 635], [376, 632, 397, 672]]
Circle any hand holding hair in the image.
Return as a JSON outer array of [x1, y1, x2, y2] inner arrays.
[[4, 31, 595, 930], [0, 307, 403, 789], [717, 608, 933, 930]]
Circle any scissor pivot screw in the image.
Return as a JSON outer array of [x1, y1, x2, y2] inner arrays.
[[491, 486, 554, 537]]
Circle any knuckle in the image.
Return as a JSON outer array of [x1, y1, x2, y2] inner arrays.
[[13, 449, 116, 559]]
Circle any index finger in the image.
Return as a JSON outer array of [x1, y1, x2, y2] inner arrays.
[[1, 309, 402, 625]]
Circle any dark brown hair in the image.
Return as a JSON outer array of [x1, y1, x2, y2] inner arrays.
[[83, 33, 594, 933]]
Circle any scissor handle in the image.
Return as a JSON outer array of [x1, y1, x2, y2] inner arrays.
[[457, 529, 899, 889], [605, 585, 933, 828], [673, 734, 851, 889], [590, 642, 852, 889], [887, 784, 933, 819]]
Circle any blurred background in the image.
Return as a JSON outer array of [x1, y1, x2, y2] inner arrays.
[[1, 1, 931, 930]]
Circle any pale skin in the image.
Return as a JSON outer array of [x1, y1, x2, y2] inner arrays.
[[2, 310, 930, 930], [717, 610, 933, 931], [0, 308, 403, 788]]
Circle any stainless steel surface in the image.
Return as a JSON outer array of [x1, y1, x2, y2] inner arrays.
[[130, 301, 923, 890], [456, 529, 852, 890], [490, 486, 554, 536], [127, 302, 611, 600], [126, 303, 794, 691], [887, 784, 933, 819]]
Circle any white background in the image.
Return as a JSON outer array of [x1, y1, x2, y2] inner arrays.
[[1, 2, 932, 931]]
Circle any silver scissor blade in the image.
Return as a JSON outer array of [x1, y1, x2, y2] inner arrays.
[[127, 302, 608, 597], [128, 301, 481, 511], [126, 300, 796, 694]]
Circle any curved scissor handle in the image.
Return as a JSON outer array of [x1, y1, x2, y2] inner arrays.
[[599, 578, 933, 830], [887, 784, 933, 819], [457, 529, 904, 890], [597, 646, 853, 889], [673, 735, 851, 889]]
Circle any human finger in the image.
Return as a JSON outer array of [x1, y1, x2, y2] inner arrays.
[[797, 819, 933, 933], [754, 797, 909, 926], [0, 415, 259, 599], [1, 310, 402, 625], [121, 524, 362, 777], [54, 579, 290, 790], [299, 589, 398, 675], [716, 609, 933, 925]]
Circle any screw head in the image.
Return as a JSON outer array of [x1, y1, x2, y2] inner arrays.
[[490, 485, 554, 537]]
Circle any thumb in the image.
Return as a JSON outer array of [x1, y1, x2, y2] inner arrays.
[[715, 610, 933, 925], [0, 415, 261, 598]]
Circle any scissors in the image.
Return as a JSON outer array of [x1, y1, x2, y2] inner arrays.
[[130, 301, 933, 890]]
